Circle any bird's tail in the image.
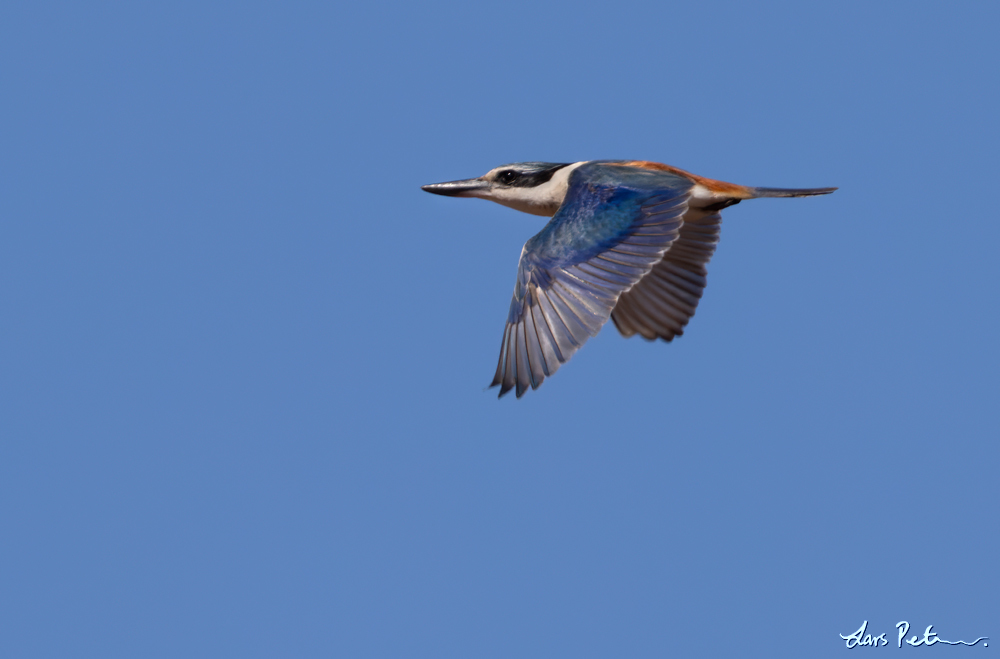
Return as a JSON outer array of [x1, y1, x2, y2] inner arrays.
[[751, 186, 837, 198]]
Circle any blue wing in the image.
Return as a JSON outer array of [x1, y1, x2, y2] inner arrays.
[[492, 162, 693, 398]]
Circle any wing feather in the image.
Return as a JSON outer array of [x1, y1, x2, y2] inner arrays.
[[530, 299, 561, 373], [524, 301, 551, 377], [515, 318, 532, 397], [611, 211, 723, 342]]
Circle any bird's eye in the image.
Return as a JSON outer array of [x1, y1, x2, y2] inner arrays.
[[496, 170, 519, 185]]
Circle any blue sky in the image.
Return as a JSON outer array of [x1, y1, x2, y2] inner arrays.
[[1, 2, 997, 657]]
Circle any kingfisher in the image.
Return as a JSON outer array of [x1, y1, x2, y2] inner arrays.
[[422, 160, 835, 398]]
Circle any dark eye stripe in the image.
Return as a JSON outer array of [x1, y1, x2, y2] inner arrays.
[[506, 163, 570, 188]]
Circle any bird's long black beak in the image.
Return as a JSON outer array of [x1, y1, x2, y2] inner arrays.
[[421, 177, 490, 197]]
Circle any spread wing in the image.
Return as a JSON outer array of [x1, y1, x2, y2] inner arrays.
[[491, 162, 694, 398], [611, 209, 722, 341]]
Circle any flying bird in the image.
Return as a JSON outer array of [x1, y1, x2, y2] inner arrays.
[[422, 160, 835, 398]]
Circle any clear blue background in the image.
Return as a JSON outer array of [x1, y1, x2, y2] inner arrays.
[[1, 2, 997, 657]]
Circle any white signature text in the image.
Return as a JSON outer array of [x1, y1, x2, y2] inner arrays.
[[840, 621, 988, 649]]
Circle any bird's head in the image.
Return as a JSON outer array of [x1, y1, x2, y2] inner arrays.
[[422, 161, 577, 216]]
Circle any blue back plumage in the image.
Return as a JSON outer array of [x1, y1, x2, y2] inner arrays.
[[525, 162, 692, 267]]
